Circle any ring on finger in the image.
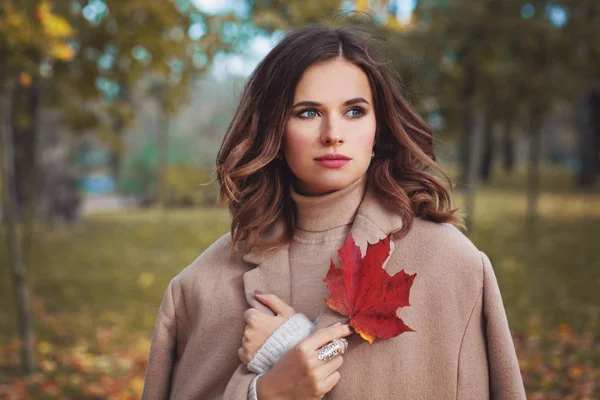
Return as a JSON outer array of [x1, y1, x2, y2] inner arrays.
[[338, 337, 348, 353], [317, 338, 349, 361]]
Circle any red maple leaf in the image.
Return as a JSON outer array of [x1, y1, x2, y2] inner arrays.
[[324, 233, 416, 344]]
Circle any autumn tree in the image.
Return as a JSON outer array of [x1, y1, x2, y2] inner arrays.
[[0, 0, 75, 373], [0, 0, 237, 374]]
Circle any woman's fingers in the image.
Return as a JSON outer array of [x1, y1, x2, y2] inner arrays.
[[313, 353, 344, 378], [319, 371, 341, 394], [254, 292, 295, 317], [243, 308, 258, 324], [302, 323, 353, 350], [243, 308, 269, 325], [238, 347, 250, 364]]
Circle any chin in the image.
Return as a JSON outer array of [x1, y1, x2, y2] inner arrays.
[[292, 163, 368, 195], [306, 175, 359, 195]]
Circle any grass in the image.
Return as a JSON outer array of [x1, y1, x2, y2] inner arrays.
[[0, 209, 231, 342], [0, 166, 599, 398]]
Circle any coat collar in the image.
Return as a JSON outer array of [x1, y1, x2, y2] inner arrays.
[[241, 187, 404, 325]]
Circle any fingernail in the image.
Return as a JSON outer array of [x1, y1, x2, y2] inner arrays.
[[333, 322, 342, 326], [254, 290, 264, 296]]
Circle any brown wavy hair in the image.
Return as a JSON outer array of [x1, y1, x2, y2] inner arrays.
[[217, 25, 462, 251]]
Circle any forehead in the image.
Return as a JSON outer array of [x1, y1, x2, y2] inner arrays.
[[293, 58, 373, 103]]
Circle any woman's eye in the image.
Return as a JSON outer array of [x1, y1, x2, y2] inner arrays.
[[299, 109, 319, 119], [346, 108, 365, 118]]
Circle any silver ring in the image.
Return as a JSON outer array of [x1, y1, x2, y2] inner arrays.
[[338, 338, 348, 353], [317, 338, 349, 361]]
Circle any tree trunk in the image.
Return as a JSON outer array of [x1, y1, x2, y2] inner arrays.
[[479, 100, 496, 182], [11, 87, 26, 219], [502, 112, 516, 173], [109, 137, 122, 195], [458, 64, 477, 186], [1, 75, 36, 374], [526, 107, 543, 247], [110, 81, 129, 194], [156, 88, 169, 209], [577, 91, 599, 187], [464, 110, 485, 232], [21, 81, 42, 262], [595, 92, 600, 177]]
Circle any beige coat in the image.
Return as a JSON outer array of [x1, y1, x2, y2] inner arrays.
[[142, 189, 526, 399]]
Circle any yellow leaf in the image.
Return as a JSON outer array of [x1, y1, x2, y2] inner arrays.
[[138, 272, 155, 289], [356, 0, 369, 12], [40, 359, 57, 373], [37, 1, 74, 39], [385, 14, 406, 31], [37, 341, 52, 355], [134, 337, 151, 355], [50, 43, 75, 61], [128, 376, 145, 396]]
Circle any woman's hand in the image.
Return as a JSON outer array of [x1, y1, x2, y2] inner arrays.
[[256, 322, 353, 400], [238, 292, 296, 365]]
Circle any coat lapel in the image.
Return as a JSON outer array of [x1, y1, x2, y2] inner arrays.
[[240, 187, 404, 323], [241, 221, 291, 315]]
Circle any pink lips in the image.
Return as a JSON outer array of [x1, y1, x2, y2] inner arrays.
[[314, 154, 352, 168]]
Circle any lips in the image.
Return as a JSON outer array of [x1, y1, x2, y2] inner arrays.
[[314, 154, 352, 168], [314, 154, 352, 161]]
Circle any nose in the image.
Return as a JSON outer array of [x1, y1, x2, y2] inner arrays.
[[322, 135, 344, 146], [321, 118, 344, 146]]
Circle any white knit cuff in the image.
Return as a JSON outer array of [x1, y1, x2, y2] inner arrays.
[[247, 313, 316, 374], [247, 373, 262, 400]]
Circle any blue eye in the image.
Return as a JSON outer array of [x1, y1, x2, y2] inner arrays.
[[299, 109, 319, 119], [346, 108, 365, 118]]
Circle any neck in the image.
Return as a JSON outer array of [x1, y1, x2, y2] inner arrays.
[[290, 176, 367, 232]]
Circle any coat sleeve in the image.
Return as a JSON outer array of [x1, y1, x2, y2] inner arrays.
[[248, 313, 316, 374], [481, 252, 526, 399], [141, 280, 259, 400], [457, 252, 526, 399], [142, 280, 179, 400]]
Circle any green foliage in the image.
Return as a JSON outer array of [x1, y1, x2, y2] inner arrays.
[[162, 165, 219, 207], [121, 140, 219, 206], [250, 0, 346, 29], [0, 0, 245, 150], [121, 163, 219, 207], [247, 0, 599, 140]]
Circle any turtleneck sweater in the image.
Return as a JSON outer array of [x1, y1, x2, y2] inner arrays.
[[288, 175, 366, 321], [246, 176, 368, 398]]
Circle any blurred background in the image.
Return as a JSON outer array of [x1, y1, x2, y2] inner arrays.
[[0, 0, 599, 398]]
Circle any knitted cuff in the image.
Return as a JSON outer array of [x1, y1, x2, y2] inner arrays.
[[247, 313, 316, 374], [247, 374, 262, 400]]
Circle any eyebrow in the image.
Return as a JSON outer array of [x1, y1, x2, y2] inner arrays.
[[291, 97, 371, 109]]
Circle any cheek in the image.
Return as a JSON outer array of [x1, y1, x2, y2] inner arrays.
[[283, 121, 314, 162], [358, 125, 376, 148], [350, 117, 377, 155]]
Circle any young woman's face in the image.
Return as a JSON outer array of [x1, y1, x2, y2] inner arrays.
[[283, 58, 377, 196]]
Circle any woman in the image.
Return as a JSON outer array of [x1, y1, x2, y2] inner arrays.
[[142, 25, 525, 399]]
